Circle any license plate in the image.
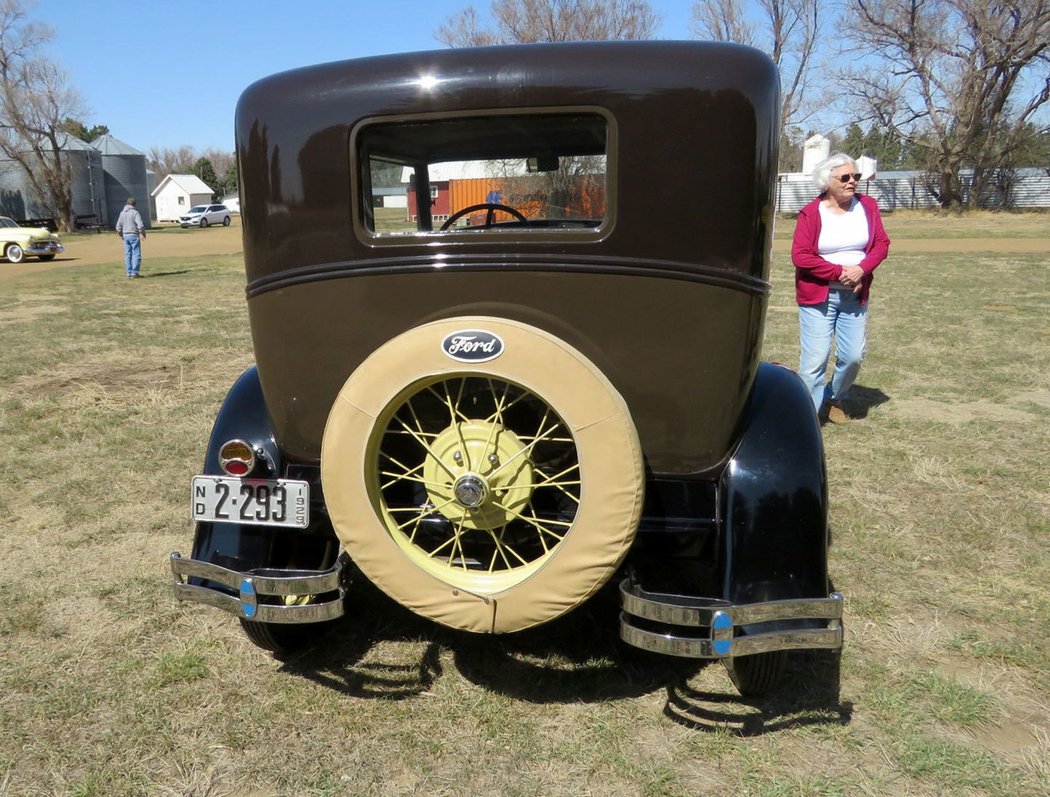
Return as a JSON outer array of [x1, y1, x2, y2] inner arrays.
[[191, 476, 310, 529]]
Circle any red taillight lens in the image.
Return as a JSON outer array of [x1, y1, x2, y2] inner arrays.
[[219, 440, 256, 476]]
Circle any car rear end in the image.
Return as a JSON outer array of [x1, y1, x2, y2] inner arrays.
[[172, 42, 841, 692]]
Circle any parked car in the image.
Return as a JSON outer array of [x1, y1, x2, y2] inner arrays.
[[179, 204, 231, 228], [0, 216, 63, 263], [171, 41, 843, 696]]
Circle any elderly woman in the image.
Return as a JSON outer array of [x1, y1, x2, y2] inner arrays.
[[792, 153, 891, 423]]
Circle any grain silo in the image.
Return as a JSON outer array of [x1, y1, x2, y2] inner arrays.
[[0, 135, 105, 228], [64, 135, 106, 223], [92, 134, 151, 228]]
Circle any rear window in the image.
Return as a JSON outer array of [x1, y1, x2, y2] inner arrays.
[[354, 110, 611, 239]]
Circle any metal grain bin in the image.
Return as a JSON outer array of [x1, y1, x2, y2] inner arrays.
[[92, 134, 151, 227]]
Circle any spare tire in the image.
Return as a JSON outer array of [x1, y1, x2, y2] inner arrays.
[[321, 316, 644, 633]]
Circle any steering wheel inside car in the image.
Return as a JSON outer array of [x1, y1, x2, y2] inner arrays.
[[440, 203, 528, 231]]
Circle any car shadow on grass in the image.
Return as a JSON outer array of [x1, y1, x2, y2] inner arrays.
[[275, 578, 850, 728], [275, 577, 699, 702], [662, 649, 852, 736]]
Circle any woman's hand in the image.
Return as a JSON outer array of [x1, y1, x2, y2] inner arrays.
[[840, 265, 865, 289]]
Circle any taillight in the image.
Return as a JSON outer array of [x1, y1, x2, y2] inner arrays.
[[219, 439, 256, 476]]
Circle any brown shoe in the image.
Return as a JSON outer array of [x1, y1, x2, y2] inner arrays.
[[827, 403, 849, 424]]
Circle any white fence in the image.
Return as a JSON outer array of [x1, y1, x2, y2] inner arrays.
[[776, 167, 1050, 213]]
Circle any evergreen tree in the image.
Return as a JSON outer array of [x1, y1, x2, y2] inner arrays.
[[192, 157, 218, 191], [61, 118, 109, 143]]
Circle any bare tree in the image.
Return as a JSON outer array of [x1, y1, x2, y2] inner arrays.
[[146, 145, 198, 180], [845, 0, 1050, 208], [0, 0, 86, 231], [148, 145, 235, 191], [691, 0, 824, 160], [437, 0, 659, 45], [202, 148, 235, 187]]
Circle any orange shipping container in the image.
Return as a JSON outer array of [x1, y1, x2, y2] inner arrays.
[[449, 175, 606, 221], [449, 178, 501, 215]]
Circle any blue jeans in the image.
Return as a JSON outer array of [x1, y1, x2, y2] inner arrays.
[[123, 234, 141, 275], [798, 289, 867, 411]]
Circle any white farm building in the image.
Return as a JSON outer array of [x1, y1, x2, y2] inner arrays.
[[153, 174, 215, 222]]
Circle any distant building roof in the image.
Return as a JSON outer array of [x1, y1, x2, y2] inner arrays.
[[401, 160, 533, 183], [55, 134, 98, 151], [151, 173, 214, 196], [91, 134, 144, 156]]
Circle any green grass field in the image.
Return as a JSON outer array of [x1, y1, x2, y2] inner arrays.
[[0, 213, 1047, 796]]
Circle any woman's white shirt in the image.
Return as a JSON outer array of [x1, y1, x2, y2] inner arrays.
[[817, 197, 869, 267]]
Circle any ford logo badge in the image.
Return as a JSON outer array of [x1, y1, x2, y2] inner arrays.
[[441, 330, 505, 363]]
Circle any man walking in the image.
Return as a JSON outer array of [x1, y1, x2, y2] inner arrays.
[[115, 197, 146, 278]]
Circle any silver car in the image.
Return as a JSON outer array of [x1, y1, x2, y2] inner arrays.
[[179, 204, 231, 228]]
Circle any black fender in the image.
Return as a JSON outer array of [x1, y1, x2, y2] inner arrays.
[[719, 362, 829, 604], [189, 367, 328, 573], [201, 366, 281, 479]]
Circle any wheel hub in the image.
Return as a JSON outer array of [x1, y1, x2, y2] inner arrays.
[[453, 473, 488, 508], [423, 419, 534, 530]]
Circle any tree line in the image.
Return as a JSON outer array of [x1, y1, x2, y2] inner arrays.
[[1, 0, 1047, 229]]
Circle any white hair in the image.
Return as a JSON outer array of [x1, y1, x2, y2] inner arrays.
[[811, 153, 856, 192]]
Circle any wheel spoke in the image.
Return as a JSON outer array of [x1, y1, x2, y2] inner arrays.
[[379, 451, 424, 475], [490, 497, 573, 538], [483, 385, 531, 424], [378, 457, 427, 489], [481, 379, 511, 454], [391, 415, 457, 481], [486, 527, 527, 570], [533, 463, 582, 503], [515, 434, 575, 444], [404, 396, 429, 439], [379, 470, 449, 490], [394, 496, 457, 531], [449, 519, 467, 568], [494, 504, 573, 529], [385, 429, 439, 440], [426, 383, 472, 424], [440, 380, 472, 469], [487, 415, 563, 479]]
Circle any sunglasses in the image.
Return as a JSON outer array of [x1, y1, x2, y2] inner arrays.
[[835, 172, 862, 183]]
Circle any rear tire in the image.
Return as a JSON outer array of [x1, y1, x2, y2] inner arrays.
[[222, 216, 231, 226], [239, 619, 318, 655], [724, 651, 786, 697]]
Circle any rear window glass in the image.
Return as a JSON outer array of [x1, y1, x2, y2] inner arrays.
[[355, 111, 610, 238]]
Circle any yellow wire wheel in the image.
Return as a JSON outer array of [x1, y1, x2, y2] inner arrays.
[[321, 316, 644, 633]]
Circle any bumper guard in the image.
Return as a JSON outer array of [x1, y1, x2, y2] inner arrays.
[[170, 551, 348, 624], [620, 578, 843, 658]]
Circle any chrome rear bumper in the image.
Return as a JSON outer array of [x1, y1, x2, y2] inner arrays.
[[620, 579, 843, 658], [170, 551, 347, 623]]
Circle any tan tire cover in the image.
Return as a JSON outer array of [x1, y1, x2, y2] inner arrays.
[[321, 316, 644, 633]]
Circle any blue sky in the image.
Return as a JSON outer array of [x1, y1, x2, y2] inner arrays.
[[37, 0, 698, 154]]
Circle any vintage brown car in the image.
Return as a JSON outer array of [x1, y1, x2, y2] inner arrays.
[[171, 40, 842, 696]]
